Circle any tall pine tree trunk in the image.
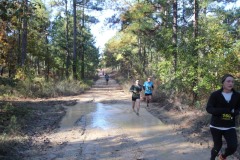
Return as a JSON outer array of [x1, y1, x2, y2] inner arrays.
[[45, 32, 50, 81], [81, 0, 85, 79], [172, 0, 178, 73], [193, 0, 199, 103], [21, 0, 28, 66], [65, 0, 70, 78], [18, 26, 21, 66], [73, 0, 77, 79]]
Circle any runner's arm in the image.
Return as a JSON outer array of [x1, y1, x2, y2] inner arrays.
[[130, 85, 136, 93], [206, 93, 231, 115]]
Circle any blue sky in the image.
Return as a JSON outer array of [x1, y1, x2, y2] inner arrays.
[[88, 9, 117, 54]]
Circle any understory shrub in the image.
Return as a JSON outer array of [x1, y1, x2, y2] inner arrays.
[[0, 77, 92, 99]]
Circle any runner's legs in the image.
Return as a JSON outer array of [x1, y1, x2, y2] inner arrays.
[[136, 99, 140, 115], [132, 99, 136, 111], [145, 94, 152, 106]]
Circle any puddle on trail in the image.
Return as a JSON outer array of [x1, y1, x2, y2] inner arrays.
[[60, 102, 164, 136]]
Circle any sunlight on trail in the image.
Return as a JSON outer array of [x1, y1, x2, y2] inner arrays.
[[58, 102, 211, 160], [60, 102, 164, 132]]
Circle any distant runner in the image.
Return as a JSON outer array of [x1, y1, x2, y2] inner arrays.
[[143, 77, 154, 107], [105, 73, 109, 85]]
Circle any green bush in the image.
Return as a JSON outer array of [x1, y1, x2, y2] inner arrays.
[[5, 116, 20, 135], [0, 103, 30, 134], [0, 133, 28, 159], [0, 77, 93, 99]]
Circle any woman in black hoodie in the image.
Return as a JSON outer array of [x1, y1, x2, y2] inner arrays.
[[206, 74, 240, 160]]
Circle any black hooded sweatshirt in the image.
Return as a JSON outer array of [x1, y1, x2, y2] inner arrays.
[[206, 88, 240, 128]]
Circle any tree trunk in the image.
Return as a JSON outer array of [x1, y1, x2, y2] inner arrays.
[[21, 0, 28, 66], [172, 0, 178, 73], [0, 66, 3, 76], [18, 27, 21, 66], [143, 45, 146, 74], [37, 58, 40, 75], [81, 0, 86, 79], [45, 34, 49, 81], [193, 0, 199, 103], [8, 48, 14, 78], [137, 36, 143, 75], [65, 0, 70, 78], [194, 0, 198, 39], [73, 0, 77, 79]]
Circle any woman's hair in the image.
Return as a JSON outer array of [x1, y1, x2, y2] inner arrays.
[[221, 74, 234, 84]]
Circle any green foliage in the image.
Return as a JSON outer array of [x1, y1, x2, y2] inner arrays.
[[14, 68, 26, 80], [0, 76, 92, 99], [5, 116, 20, 134], [0, 103, 30, 135], [16, 78, 91, 98], [0, 134, 28, 160], [0, 77, 18, 87], [54, 80, 90, 96], [103, 0, 240, 108], [0, 0, 100, 82]]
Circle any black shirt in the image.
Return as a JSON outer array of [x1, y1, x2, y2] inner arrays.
[[130, 84, 142, 98], [206, 88, 240, 128]]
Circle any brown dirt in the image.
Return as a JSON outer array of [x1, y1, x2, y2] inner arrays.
[[145, 102, 212, 148], [144, 94, 240, 159], [1, 72, 239, 160]]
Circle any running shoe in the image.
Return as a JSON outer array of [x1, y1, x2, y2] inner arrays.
[[218, 154, 226, 160]]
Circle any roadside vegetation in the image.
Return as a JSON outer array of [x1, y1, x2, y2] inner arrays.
[[0, 77, 92, 159], [0, 77, 93, 99]]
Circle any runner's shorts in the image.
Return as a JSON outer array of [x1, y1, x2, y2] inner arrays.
[[145, 93, 152, 96], [132, 96, 140, 101]]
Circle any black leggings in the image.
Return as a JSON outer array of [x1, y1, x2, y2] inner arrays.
[[210, 127, 238, 160]]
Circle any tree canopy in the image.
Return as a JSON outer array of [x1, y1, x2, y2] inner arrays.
[[102, 0, 240, 104], [0, 0, 101, 80]]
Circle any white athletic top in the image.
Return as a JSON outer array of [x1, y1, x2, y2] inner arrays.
[[222, 92, 233, 103]]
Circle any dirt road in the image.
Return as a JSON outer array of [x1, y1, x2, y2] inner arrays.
[[22, 75, 232, 160]]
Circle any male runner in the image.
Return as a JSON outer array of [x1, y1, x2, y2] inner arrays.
[[143, 77, 154, 107]]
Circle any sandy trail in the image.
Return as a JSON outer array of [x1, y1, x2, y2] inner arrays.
[[22, 75, 232, 160]]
